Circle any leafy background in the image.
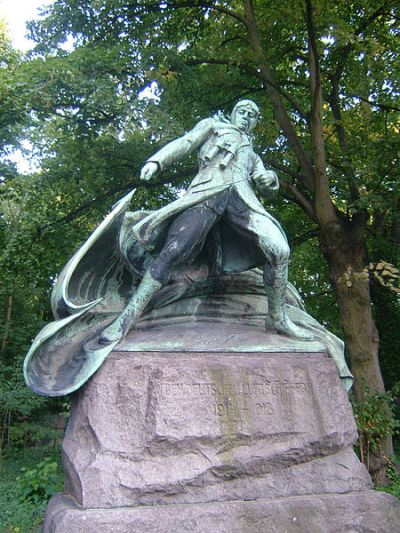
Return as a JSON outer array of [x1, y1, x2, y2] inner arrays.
[[0, 0, 399, 530]]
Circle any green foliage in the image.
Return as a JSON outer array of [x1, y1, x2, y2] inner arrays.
[[17, 457, 62, 503], [0, 19, 26, 181], [369, 231, 400, 392], [378, 458, 400, 500], [373, 287, 400, 391], [0, 447, 63, 532], [352, 385, 400, 471]]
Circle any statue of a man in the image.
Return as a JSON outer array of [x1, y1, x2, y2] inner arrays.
[[100, 100, 311, 343]]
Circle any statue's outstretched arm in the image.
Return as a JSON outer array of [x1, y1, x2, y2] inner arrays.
[[140, 118, 214, 180]]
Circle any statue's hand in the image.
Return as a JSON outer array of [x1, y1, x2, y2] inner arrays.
[[140, 162, 159, 181], [253, 170, 277, 193]]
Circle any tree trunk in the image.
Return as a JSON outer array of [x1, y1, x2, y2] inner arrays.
[[1, 293, 13, 354], [319, 218, 392, 484], [243, 0, 392, 482]]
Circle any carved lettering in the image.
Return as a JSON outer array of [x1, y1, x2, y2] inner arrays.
[[158, 379, 312, 399], [213, 400, 274, 419], [254, 402, 274, 416]]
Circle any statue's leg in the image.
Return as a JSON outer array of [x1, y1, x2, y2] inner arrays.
[[263, 257, 312, 339], [254, 218, 312, 339], [100, 270, 162, 343], [149, 201, 221, 283], [225, 196, 312, 339], [100, 201, 220, 343]]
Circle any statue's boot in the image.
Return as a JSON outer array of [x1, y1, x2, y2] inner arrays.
[[264, 264, 313, 340], [100, 271, 162, 343]]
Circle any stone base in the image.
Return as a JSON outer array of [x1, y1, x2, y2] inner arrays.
[[60, 350, 367, 508], [42, 342, 400, 531], [43, 491, 400, 533]]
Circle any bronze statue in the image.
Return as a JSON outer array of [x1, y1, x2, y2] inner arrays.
[[24, 100, 353, 396], [101, 100, 311, 343]]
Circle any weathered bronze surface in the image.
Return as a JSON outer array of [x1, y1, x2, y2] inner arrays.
[[24, 101, 353, 396], [101, 100, 307, 343]]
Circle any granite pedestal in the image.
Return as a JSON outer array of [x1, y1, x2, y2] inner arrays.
[[41, 321, 400, 532]]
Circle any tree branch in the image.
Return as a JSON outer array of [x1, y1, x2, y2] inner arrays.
[[327, 80, 360, 203], [197, 1, 246, 25], [185, 57, 309, 122], [329, 1, 393, 84], [280, 179, 317, 222], [242, 0, 315, 189], [290, 228, 320, 246], [37, 171, 193, 231], [304, 0, 336, 224], [344, 93, 400, 113], [262, 155, 306, 182], [127, 1, 247, 25], [324, 4, 393, 208]]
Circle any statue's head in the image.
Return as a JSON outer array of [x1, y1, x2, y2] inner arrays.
[[231, 100, 260, 133]]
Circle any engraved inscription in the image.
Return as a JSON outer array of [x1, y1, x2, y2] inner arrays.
[[254, 402, 274, 416], [213, 401, 274, 418], [157, 375, 313, 428], [158, 379, 312, 399]]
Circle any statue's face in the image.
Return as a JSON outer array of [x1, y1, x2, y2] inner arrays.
[[231, 106, 258, 133]]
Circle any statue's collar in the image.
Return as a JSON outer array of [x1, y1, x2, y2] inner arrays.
[[212, 112, 253, 143], [215, 121, 251, 139]]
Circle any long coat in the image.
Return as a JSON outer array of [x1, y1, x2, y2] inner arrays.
[[132, 117, 285, 265]]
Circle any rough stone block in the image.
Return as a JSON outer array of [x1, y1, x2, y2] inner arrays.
[[61, 351, 369, 508], [42, 491, 400, 533], [41, 347, 400, 532]]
